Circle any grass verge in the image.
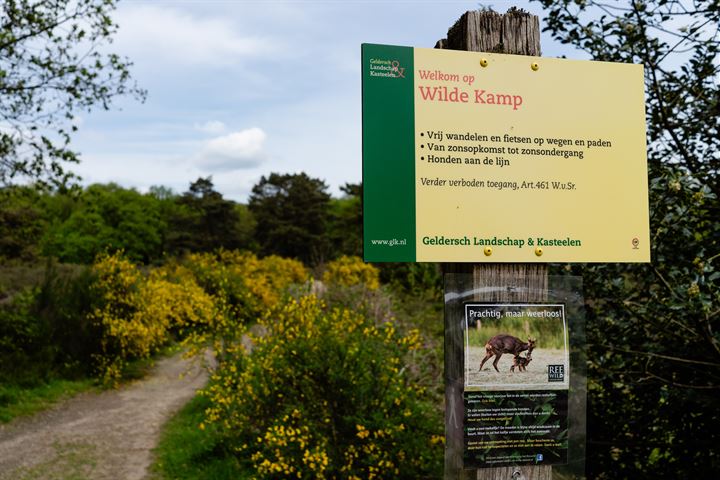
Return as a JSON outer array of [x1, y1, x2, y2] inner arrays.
[[0, 345, 183, 424], [0, 378, 95, 423], [149, 394, 247, 480]]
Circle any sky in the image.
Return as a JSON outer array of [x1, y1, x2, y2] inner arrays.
[[72, 0, 582, 202]]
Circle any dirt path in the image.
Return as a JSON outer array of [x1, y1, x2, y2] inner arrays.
[[0, 353, 207, 480], [465, 347, 568, 390]]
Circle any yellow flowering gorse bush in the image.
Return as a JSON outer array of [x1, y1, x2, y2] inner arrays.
[[89, 252, 215, 385], [89, 252, 147, 385], [201, 294, 441, 478], [322, 255, 380, 290], [184, 250, 309, 322], [85, 250, 442, 475], [179, 250, 310, 359]]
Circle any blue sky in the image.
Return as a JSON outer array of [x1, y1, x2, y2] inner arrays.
[[72, 0, 582, 202]]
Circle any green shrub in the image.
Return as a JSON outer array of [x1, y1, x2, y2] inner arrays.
[[34, 264, 99, 376], [0, 287, 44, 383], [377, 262, 442, 300], [0, 263, 98, 384], [150, 395, 245, 480]]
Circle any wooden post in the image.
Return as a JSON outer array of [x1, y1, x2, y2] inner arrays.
[[438, 9, 551, 480]]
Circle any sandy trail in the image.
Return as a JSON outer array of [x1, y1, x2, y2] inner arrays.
[[465, 347, 568, 390], [0, 353, 207, 480]]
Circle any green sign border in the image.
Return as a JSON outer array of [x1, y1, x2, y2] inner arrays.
[[362, 44, 416, 262]]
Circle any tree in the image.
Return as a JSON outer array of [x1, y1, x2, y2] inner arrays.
[[0, 186, 45, 260], [327, 182, 362, 258], [538, 0, 719, 194], [248, 173, 331, 265], [0, 0, 145, 187], [42, 184, 166, 263], [234, 202, 257, 251], [534, 1, 719, 477], [167, 177, 246, 254]]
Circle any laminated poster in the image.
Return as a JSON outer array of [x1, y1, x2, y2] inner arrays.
[[463, 303, 570, 468]]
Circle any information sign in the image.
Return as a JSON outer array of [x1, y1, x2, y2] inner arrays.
[[362, 43, 650, 262]]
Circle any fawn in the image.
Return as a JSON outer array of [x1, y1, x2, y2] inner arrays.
[[510, 352, 532, 372]]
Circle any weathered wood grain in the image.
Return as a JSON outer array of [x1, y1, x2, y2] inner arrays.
[[437, 8, 541, 56], [438, 8, 550, 480]]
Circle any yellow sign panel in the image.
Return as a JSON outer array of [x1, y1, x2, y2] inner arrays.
[[362, 44, 650, 263]]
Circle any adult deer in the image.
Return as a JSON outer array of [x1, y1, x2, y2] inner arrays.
[[479, 334, 536, 372]]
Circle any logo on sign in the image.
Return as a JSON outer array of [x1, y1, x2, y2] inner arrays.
[[368, 58, 405, 79], [548, 364, 565, 382]]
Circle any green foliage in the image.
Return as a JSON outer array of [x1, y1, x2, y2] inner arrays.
[[201, 295, 442, 479], [0, 187, 45, 261], [0, 287, 42, 374], [378, 262, 443, 299], [0, 261, 100, 422], [327, 183, 363, 258], [249, 172, 331, 265], [168, 177, 251, 255], [318, 256, 391, 339], [0, 177, 350, 267], [41, 184, 167, 263], [0, 262, 98, 384], [150, 395, 245, 480], [233, 203, 257, 251], [183, 250, 309, 324], [535, 1, 720, 477], [0, 180, 258, 265], [0, 0, 145, 188], [0, 378, 94, 424], [385, 291, 444, 402], [466, 314, 565, 350]]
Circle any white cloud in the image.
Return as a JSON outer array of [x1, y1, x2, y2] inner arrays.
[[195, 127, 267, 171], [194, 120, 226, 135], [75, 152, 195, 193], [114, 5, 274, 67], [211, 171, 260, 200]]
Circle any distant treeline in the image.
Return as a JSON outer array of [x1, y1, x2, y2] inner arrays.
[[0, 173, 362, 266]]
